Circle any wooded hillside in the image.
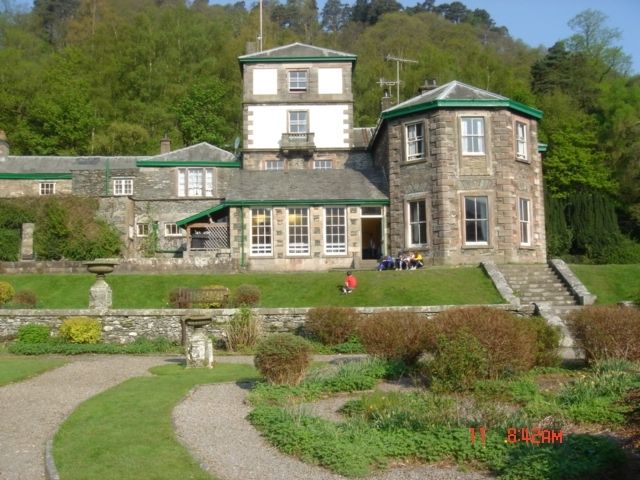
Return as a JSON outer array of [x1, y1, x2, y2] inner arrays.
[[1, 0, 639, 261]]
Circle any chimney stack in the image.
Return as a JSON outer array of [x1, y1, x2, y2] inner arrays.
[[418, 79, 438, 94], [160, 135, 171, 154], [0, 130, 9, 159], [380, 90, 394, 112], [245, 41, 257, 55]]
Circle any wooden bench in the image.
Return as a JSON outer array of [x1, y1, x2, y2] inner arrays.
[[170, 287, 230, 308]]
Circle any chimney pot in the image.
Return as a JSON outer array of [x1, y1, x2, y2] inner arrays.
[[418, 79, 438, 94]]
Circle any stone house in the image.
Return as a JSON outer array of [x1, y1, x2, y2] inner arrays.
[[0, 43, 546, 269]]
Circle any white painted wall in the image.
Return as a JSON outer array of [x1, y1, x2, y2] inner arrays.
[[318, 68, 343, 94], [253, 69, 278, 95], [248, 104, 349, 149]]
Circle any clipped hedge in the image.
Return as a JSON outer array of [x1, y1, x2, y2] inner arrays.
[[305, 306, 359, 345], [254, 334, 312, 385]]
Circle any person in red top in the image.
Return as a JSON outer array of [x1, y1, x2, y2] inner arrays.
[[342, 271, 358, 294]]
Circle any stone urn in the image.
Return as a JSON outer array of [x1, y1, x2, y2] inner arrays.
[[184, 315, 214, 368], [84, 259, 118, 309]]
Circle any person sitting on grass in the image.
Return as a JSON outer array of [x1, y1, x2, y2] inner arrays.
[[342, 271, 358, 294]]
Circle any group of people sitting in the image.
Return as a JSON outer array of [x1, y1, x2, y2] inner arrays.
[[377, 252, 424, 271]]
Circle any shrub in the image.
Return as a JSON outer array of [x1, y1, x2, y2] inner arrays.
[[12, 290, 38, 308], [528, 316, 562, 367], [433, 307, 537, 378], [224, 306, 261, 352], [17, 323, 51, 344], [567, 305, 640, 362], [59, 317, 102, 344], [305, 307, 359, 345], [254, 333, 312, 385], [429, 331, 489, 392], [0, 228, 21, 261], [357, 311, 434, 365], [0, 281, 15, 306], [233, 284, 261, 307]]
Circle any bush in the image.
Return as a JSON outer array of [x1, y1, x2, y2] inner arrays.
[[224, 306, 261, 352], [17, 323, 51, 344], [357, 311, 434, 365], [567, 305, 640, 362], [429, 331, 489, 392], [59, 317, 102, 344], [433, 307, 538, 378], [0, 228, 21, 261], [12, 290, 38, 308], [254, 333, 312, 385], [0, 281, 15, 306], [305, 307, 359, 345], [528, 316, 562, 367], [233, 284, 261, 307]]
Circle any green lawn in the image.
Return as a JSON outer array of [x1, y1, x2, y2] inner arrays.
[[570, 264, 640, 304], [0, 356, 67, 386], [0, 266, 503, 308], [54, 363, 258, 480]]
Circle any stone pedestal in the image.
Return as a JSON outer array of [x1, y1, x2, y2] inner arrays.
[[185, 317, 214, 368], [20, 223, 34, 261], [89, 278, 113, 309]]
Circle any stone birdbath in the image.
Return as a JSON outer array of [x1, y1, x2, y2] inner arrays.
[[184, 315, 214, 368], [84, 259, 118, 309]]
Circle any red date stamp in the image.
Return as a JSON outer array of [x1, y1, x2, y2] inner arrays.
[[469, 427, 563, 445]]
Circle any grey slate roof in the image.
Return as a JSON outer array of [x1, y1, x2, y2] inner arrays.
[[226, 169, 387, 202], [352, 128, 374, 149], [0, 155, 141, 173], [238, 42, 356, 61], [146, 142, 235, 162], [383, 80, 508, 114]]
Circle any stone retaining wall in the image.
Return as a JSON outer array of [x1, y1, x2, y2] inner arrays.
[[0, 304, 533, 344]]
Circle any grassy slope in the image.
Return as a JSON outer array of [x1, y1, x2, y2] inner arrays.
[[569, 264, 640, 304], [0, 266, 503, 308], [54, 363, 258, 480], [0, 356, 67, 386]]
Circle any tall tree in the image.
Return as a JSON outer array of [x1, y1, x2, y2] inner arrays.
[[321, 0, 350, 33], [33, 0, 80, 46]]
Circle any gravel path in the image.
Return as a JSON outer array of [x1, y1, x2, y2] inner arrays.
[[174, 362, 494, 480], [0, 355, 177, 480]]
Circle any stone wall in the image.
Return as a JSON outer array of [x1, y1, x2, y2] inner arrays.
[[0, 304, 533, 344], [0, 179, 72, 197]]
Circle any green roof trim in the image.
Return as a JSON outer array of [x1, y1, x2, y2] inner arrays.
[[0, 173, 72, 180], [239, 56, 356, 64], [538, 143, 548, 152], [176, 198, 389, 227], [382, 99, 543, 120], [136, 160, 241, 168]]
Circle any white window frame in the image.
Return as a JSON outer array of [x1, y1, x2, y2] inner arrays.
[[519, 198, 532, 246], [39, 182, 55, 195], [313, 159, 333, 170], [464, 196, 489, 245], [406, 199, 428, 247], [461, 117, 485, 155], [264, 159, 284, 171], [288, 70, 308, 92], [250, 208, 272, 256], [164, 223, 182, 237], [177, 168, 214, 197], [288, 110, 308, 134], [405, 122, 425, 162], [136, 223, 150, 237], [287, 207, 309, 255], [324, 207, 346, 255], [113, 178, 133, 196], [516, 121, 528, 161]]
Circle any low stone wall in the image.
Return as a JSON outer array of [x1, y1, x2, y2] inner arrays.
[[0, 304, 533, 344], [0, 256, 236, 274]]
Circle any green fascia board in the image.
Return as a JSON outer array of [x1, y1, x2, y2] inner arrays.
[[0, 173, 72, 180], [239, 56, 356, 64], [176, 198, 389, 227], [381, 99, 543, 120], [136, 160, 241, 168]]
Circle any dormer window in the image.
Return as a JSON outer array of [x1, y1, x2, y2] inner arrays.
[[288, 70, 308, 92]]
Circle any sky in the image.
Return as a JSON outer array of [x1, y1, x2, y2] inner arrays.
[[207, 0, 640, 75]]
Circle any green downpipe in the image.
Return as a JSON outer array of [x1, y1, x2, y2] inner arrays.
[[240, 207, 246, 268]]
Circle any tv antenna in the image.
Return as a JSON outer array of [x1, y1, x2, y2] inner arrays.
[[385, 55, 418, 104]]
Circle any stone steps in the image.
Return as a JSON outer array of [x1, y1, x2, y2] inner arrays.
[[498, 264, 577, 307]]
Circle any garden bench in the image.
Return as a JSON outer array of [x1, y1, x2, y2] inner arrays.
[[170, 287, 230, 309]]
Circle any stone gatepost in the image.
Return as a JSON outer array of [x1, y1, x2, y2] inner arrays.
[[184, 316, 214, 368], [20, 223, 34, 261]]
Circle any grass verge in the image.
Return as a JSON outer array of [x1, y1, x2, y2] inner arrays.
[[54, 363, 259, 480], [569, 264, 640, 304], [0, 356, 67, 386], [0, 266, 503, 308]]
